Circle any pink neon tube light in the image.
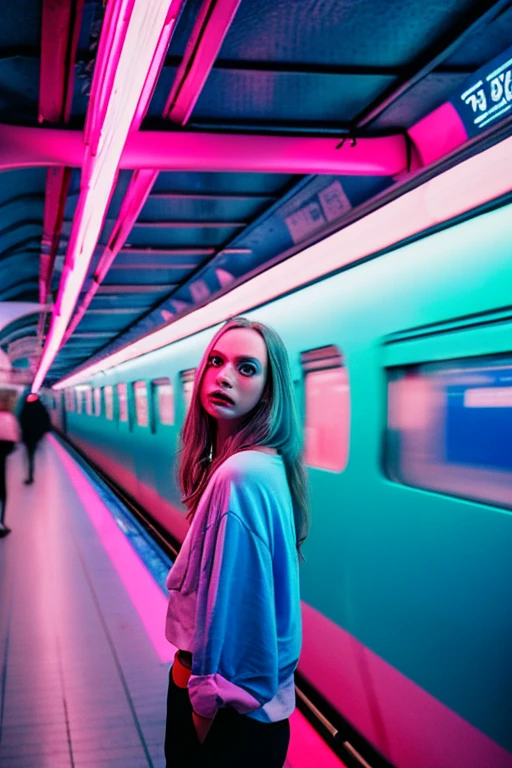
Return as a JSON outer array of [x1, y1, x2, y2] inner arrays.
[[0, 122, 410, 177], [164, 0, 243, 125], [31, 0, 184, 393], [53, 134, 512, 390], [63, 0, 246, 345]]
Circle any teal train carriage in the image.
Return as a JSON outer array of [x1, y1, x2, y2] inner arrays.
[[50, 201, 512, 768]]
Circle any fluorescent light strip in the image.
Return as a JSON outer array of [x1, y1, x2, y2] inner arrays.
[[53, 135, 512, 391], [164, 0, 243, 125], [63, 0, 241, 346], [32, 0, 180, 393]]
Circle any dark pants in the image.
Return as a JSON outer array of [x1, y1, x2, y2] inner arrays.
[[165, 668, 290, 768], [24, 440, 39, 482], [0, 441, 14, 525]]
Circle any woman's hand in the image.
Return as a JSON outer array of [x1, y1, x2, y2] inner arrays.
[[192, 710, 215, 744]]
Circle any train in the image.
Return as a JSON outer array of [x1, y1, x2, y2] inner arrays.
[[48, 199, 512, 768]]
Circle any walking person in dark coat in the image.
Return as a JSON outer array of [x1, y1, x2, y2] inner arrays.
[[19, 394, 51, 485], [0, 390, 20, 537]]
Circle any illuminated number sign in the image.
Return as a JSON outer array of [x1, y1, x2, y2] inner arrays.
[[453, 46, 512, 136]]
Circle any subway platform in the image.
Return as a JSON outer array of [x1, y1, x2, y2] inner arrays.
[[0, 435, 344, 768]]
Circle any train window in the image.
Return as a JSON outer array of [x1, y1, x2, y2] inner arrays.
[[301, 346, 350, 472], [104, 386, 114, 421], [65, 389, 75, 412], [75, 388, 83, 414], [386, 355, 512, 509], [152, 378, 174, 427], [180, 369, 196, 412], [94, 388, 102, 417], [117, 382, 128, 422], [84, 387, 93, 416], [133, 381, 149, 427]]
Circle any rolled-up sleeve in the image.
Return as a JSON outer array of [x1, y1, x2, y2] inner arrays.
[[188, 509, 278, 719]]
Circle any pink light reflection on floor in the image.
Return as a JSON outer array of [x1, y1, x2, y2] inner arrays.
[[287, 709, 346, 768], [50, 435, 175, 663]]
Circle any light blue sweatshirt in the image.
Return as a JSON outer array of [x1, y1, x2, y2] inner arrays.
[[165, 450, 301, 722]]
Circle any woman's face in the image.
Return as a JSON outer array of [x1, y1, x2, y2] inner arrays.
[[200, 327, 269, 423]]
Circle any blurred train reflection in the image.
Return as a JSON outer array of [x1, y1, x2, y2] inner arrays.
[[388, 357, 512, 508]]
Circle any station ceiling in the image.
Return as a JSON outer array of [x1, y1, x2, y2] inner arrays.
[[0, 0, 512, 384]]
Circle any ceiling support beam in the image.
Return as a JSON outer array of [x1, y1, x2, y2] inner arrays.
[[0, 123, 411, 176], [164, 0, 243, 125], [40, 167, 71, 306], [38, 0, 84, 339], [39, 0, 85, 124]]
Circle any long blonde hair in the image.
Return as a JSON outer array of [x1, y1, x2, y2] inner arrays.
[[178, 317, 309, 553]]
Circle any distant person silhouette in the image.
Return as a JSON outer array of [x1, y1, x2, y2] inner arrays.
[[19, 394, 51, 485], [0, 390, 20, 537]]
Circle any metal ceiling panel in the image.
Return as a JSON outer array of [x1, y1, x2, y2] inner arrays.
[[186, 0, 482, 67], [0, 1, 41, 48], [152, 171, 294, 195], [74, 311, 142, 334], [122, 224, 245, 249], [371, 72, 467, 129], [444, 6, 512, 67], [139, 194, 271, 223], [185, 70, 396, 127], [0, 168, 45, 304], [0, 57, 39, 125], [89, 294, 167, 309]]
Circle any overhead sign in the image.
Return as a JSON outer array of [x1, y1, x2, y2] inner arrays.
[[453, 46, 512, 136]]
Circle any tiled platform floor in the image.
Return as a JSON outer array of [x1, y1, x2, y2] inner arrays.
[[0, 437, 171, 767], [0, 436, 345, 768]]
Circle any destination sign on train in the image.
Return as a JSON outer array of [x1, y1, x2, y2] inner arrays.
[[453, 45, 512, 136]]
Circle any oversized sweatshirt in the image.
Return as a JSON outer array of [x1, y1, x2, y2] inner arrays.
[[165, 450, 301, 722]]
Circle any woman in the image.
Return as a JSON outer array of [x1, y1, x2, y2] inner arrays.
[[0, 390, 21, 537], [164, 317, 309, 767]]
